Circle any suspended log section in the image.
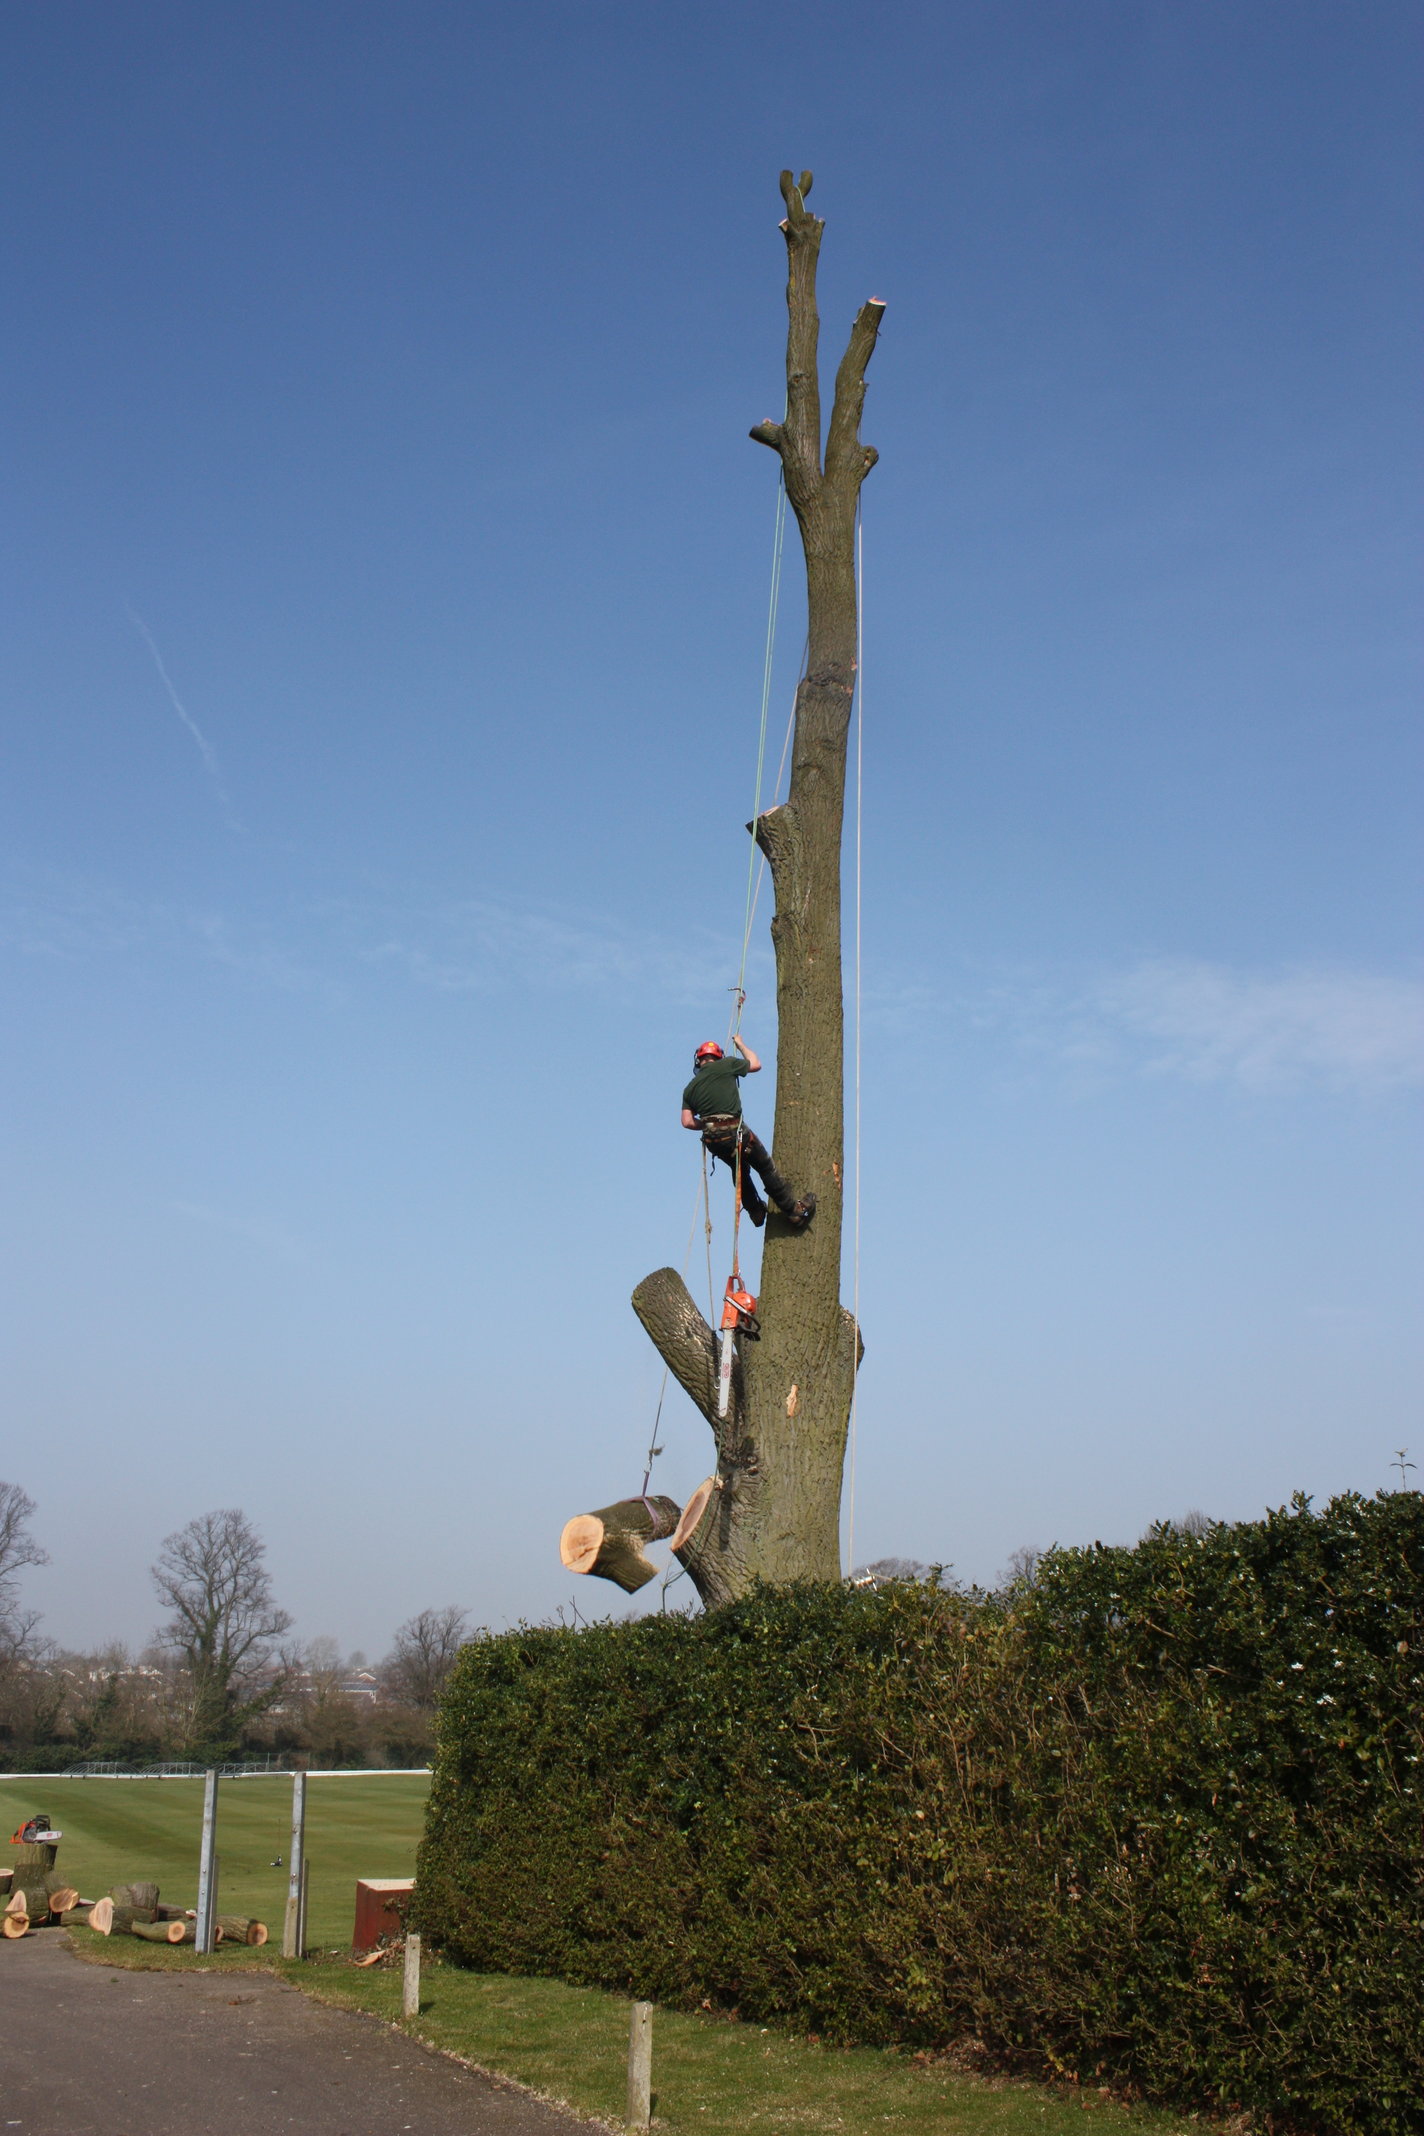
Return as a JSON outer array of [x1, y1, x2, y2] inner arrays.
[[560, 1496, 681, 1594]]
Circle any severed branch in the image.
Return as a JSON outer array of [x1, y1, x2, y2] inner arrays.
[[632, 1267, 723, 1428]]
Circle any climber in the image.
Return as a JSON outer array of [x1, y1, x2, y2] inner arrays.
[[681, 1037, 816, 1230]]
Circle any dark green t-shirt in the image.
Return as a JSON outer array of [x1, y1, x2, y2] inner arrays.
[[683, 1055, 751, 1120]]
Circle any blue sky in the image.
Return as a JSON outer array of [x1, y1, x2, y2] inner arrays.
[[4, 1, 1420, 1657]]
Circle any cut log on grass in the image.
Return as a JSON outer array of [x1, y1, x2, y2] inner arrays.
[[44, 1884, 79, 1914], [216, 1915, 268, 1946], [155, 1904, 196, 1921], [129, 1918, 192, 1945], [58, 1906, 92, 1928], [559, 1494, 682, 1593], [0, 1870, 12, 1894], [86, 1897, 114, 1935], [110, 1881, 160, 1912], [108, 1904, 158, 1935], [1, 1914, 28, 1939]]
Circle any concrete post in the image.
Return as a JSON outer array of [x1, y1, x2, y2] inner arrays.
[[194, 1770, 219, 1954], [282, 1771, 307, 1959]]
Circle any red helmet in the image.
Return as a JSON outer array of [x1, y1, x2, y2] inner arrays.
[[694, 1041, 724, 1063]]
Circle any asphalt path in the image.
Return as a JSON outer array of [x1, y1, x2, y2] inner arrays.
[[2, 1931, 603, 2135]]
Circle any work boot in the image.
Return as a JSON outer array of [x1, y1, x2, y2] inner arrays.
[[786, 1193, 817, 1231], [744, 1193, 767, 1228]]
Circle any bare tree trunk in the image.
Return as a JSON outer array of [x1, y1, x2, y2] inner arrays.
[[635, 173, 882, 1606]]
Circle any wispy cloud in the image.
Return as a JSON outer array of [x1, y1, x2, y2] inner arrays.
[[351, 896, 749, 1006], [9, 864, 1414, 1097], [0, 866, 756, 1011], [1091, 959, 1424, 1093], [126, 606, 242, 827]]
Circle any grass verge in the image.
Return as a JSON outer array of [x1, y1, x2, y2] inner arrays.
[[63, 1928, 1206, 2135]]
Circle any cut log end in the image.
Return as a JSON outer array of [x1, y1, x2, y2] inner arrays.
[[559, 1514, 605, 1576], [87, 1896, 115, 1936], [670, 1477, 717, 1553], [1, 1913, 29, 1938]]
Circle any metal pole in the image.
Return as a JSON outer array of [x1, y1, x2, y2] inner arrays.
[[298, 1854, 310, 1956], [282, 1771, 307, 1958], [626, 2001, 652, 2133], [402, 1930, 421, 2020], [194, 1770, 219, 1954]]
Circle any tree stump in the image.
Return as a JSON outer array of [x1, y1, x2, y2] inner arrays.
[[12, 1843, 58, 1872], [559, 1495, 681, 1593]]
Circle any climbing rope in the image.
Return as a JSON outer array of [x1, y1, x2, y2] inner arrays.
[[727, 477, 788, 1039], [636, 473, 797, 1563], [846, 503, 865, 1577]]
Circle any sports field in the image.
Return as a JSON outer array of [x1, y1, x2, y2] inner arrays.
[[0, 1773, 427, 1948]]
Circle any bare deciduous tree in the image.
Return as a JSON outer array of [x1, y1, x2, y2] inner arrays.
[[0, 1482, 47, 1656], [850, 1557, 932, 1589], [634, 172, 884, 1605], [382, 1605, 470, 1710], [151, 1508, 293, 1756]]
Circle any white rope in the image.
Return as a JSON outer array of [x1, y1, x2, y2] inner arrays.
[[846, 507, 864, 1578]]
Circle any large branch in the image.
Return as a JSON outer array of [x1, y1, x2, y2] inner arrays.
[[825, 299, 886, 484], [632, 1268, 721, 1429]]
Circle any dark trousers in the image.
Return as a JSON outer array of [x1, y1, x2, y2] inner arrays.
[[699, 1118, 798, 1220]]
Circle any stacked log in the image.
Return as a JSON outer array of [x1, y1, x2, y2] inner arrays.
[[5, 1873, 77, 1927], [111, 1881, 160, 1913], [3, 1853, 265, 1953]]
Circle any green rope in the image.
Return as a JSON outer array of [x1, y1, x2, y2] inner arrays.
[[729, 476, 787, 1036]]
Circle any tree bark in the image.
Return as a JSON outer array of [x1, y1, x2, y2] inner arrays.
[[634, 172, 881, 1605], [12, 1842, 58, 1871]]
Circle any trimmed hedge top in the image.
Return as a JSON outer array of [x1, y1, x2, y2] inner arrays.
[[418, 1491, 1423, 2135]]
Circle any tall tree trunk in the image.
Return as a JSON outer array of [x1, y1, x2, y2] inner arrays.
[[634, 172, 882, 1607]]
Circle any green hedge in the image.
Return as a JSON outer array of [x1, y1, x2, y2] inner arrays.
[[418, 1491, 1423, 2133]]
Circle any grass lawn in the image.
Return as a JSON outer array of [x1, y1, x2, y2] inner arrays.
[[61, 1934, 1203, 2136], [21, 1776, 1205, 2134], [0, 1773, 427, 1948]]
